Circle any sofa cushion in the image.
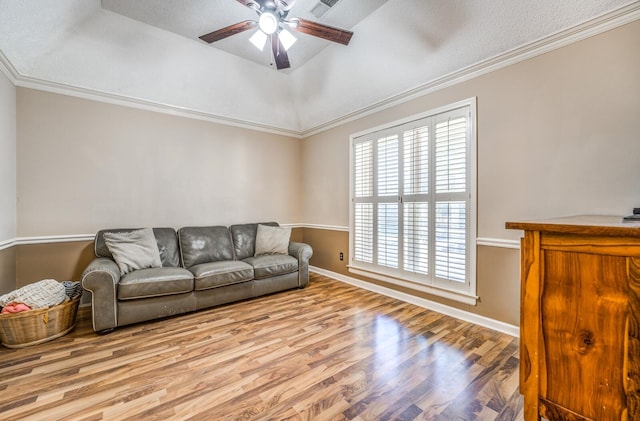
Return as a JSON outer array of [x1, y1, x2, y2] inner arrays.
[[103, 228, 162, 275], [153, 228, 183, 268], [255, 224, 291, 256], [118, 267, 194, 300], [95, 228, 181, 268], [230, 222, 279, 260], [190, 261, 254, 291], [243, 255, 298, 280], [179, 226, 235, 268]]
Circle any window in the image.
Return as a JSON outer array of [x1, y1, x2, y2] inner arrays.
[[349, 99, 477, 305]]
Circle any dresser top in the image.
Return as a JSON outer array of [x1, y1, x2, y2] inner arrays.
[[506, 215, 640, 237]]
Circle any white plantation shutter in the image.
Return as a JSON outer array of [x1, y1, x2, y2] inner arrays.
[[434, 114, 469, 284], [354, 140, 374, 263], [354, 203, 373, 263], [404, 202, 429, 274], [435, 116, 467, 194], [377, 134, 399, 268], [403, 126, 429, 195], [435, 201, 466, 282], [377, 135, 399, 196], [403, 125, 429, 275], [378, 202, 398, 268], [350, 100, 476, 302], [354, 141, 373, 198]]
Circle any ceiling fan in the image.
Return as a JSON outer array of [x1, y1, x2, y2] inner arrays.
[[199, 0, 354, 70]]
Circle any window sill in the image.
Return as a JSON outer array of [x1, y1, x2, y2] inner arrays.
[[347, 265, 478, 306]]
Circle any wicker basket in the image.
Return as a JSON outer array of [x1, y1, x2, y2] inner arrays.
[[0, 294, 82, 348]]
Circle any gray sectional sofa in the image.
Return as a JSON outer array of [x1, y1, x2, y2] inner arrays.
[[81, 222, 312, 333]]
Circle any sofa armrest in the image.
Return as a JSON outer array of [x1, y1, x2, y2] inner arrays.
[[288, 242, 313, 288], [81, 258, 120, 332]]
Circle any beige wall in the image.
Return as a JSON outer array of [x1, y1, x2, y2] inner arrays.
[[15, 241, 94, 287], [10, 240, 94, 304], [0, 70, 16, 243], [0, 247, 16, 295], [0, 68, 16, 294], [11, 88, 304, 299], [302, 228, 521, 326], [4, 20, 640, 328], [304, 21, 640, 234], [16, 89, 303, 237], [302, 20, 640, 325]]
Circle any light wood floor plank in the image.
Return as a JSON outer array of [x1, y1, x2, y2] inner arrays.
[[0, 274, 523, 420]]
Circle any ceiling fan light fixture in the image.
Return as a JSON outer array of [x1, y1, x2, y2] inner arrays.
[[258, 12, 278, 35], [279, 28, 297, 51], [249, 29, 268, 50], [198, 0, 354, 70]]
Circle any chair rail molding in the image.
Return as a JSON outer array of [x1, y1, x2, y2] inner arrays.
[[0, 238, 14, 252], [299, 223, 350, 232], [0, 234, 96, 251], [476, 237, 520, 249], [1, 230, 521, 251]]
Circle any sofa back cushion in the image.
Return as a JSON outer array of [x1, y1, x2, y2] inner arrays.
[[179, 226, 234, 268], [229, 222, 279, 260], [95, 228, 181, 268]]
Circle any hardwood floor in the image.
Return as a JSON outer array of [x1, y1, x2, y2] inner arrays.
[[0, 274, 523, 420]]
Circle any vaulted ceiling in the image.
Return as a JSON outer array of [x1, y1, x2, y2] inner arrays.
[[102, 0, 389, 70], [0, 0, 637, 135]]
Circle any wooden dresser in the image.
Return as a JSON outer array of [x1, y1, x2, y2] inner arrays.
[[506, 215, 640, 421]]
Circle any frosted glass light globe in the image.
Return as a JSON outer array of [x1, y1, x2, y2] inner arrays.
[[259, 12, 278, 35]]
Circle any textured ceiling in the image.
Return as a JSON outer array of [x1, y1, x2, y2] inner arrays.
[[0, 0, 637, 134], [101, 0, 388, 70]]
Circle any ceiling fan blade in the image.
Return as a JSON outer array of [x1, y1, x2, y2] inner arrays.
[[288, 18, 353, 45], [271, 34, 290, 70], [199, 20, 257, 43]]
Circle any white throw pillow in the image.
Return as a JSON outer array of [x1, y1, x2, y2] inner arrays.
[[254, 224, 291, 256], [103, 228, 162, 275]]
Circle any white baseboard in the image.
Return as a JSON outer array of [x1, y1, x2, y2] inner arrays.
[[310, 266, 520, 338]]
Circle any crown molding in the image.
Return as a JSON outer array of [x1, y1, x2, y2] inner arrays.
[[17, 75, 304, 138], [1, 2, 639, 139], [301, 1, 640, 137], [0, 50, 303, 139], [0, 50, 18, 84]]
